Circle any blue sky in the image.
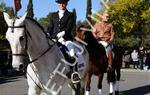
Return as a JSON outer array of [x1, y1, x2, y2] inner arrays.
[[2, 0, 102, 21]]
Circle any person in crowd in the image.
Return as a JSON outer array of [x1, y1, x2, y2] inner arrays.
[[123, 50, 132, 68], [146, 50, 150, 70], [138, 47, 145, 70], [131, 49, 139, 69]]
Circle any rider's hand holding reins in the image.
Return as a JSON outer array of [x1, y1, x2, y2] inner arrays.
[[57, 31, 66, 45]]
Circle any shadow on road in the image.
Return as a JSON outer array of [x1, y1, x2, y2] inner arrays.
[[120, 85, 150, 95], [0, 71, 25, 84]]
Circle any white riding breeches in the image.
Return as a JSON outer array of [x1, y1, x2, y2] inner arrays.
[[65, 41, 75, 57], [58, 37, 75, 57], [98, 41, 112, 57]]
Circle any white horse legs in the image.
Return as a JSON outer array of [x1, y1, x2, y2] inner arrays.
[[98, 89, 103, 95], [85, 89, 102, 95], [85, 91, 90, 95], [84, 82, 119, 95], [114, 81, 119, 92], [109, 82, 115, 94], [109, 81, 120, 94]]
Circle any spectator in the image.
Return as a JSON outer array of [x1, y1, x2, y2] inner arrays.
[[138, 47, 145, 70], [146, 50, 150, 70], [123, 50, 132, 68], [131, 49, 139, 69]]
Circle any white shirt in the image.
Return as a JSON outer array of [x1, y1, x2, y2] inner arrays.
[[131, 50, 139, 61], [58, 9, 65, 19]]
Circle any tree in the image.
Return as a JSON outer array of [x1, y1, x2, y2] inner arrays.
[[0, 4, 14, 49], [86, 0, 92, 23], [37, 12, 53, 31], [27, 0, 34, 18], [107, 0, 150, 47], [72, 8, 77, 37]]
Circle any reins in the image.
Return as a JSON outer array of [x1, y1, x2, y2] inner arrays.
[[7, 17, 55, 91]]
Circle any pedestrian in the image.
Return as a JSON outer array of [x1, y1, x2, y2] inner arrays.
[[146, 50, 150, 70], [138, 47, 144, 70], [131, 49, 139, 69], [123, 50, 131, 68]]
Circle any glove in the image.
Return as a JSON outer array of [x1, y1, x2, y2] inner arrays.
[[57, 31, 65, 38], [58, 37, 65, 45], [52, 39, 57, 42]]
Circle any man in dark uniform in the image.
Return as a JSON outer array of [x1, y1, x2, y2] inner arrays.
[[47, 0, 80, 83]]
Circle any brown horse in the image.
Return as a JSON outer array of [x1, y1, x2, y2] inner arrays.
[[76, 25, 123, 95]]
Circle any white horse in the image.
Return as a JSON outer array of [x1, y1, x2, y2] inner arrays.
[[4, 12, 84, 95]]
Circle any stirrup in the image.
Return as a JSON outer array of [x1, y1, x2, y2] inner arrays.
[[71, 72, 81, 84]]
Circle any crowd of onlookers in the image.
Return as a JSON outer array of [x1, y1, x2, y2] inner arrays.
[[0, 46, 150, 77], [123, 47, 150, 70]]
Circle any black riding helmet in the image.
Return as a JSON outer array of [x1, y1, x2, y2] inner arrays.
[[55, 0, 69, 3]]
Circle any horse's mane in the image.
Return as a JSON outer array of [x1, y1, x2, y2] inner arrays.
[[84, 31, 106, 65], [25, 17, 48, 36], [25, 17, 56, 46]]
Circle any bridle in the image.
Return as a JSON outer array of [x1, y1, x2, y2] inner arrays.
[[8, 18, 55, 90], [8, 19, 52, 63], [8, 19, 28, 57]]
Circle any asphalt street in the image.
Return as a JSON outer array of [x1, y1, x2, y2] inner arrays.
[[0, 69, 150, 95]]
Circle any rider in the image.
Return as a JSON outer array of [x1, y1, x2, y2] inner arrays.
[[47, 0, 80, 83], [92, 13, 115, 70]]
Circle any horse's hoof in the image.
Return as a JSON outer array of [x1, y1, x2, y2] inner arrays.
[[115, 91, 119, 95], [109, 93, 113, 95]]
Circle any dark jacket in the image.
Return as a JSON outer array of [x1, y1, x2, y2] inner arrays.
[[47, 10, 76, 41]]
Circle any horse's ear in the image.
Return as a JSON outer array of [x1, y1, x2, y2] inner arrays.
[[19, 12, 28, 22], [3, 12, 11, 24]]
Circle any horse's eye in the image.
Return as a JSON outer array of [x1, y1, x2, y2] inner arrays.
[[20, 36, 25, 41]]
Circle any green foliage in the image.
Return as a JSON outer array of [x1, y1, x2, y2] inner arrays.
[[0, 35, 5, 40], [106, 0, 150, 48], [86, 0, 92, 22], [38, 17, 49, 31], [37, 12, 53, 31], [72, 9, 77, 37], [0, 4, 14, 49]]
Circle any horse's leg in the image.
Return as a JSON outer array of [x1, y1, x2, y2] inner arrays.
[[109, 81, 116, 95], [114, 68, 121, 95], [107, 70, 116, 95], [98, 73, 104, 95], [85, 73, 92, 95]]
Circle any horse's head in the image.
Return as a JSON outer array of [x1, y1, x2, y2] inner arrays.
[[76, 25, 87, 40], [4, 12, 28, 70], [76, 25, 99, 46]]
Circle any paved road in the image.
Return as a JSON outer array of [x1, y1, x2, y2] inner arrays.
[[0, 69, 150, 95]]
